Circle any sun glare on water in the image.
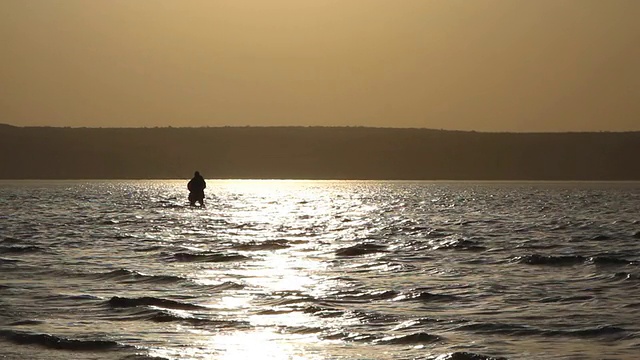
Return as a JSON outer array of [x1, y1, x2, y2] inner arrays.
[[153, 180, 344, 359]]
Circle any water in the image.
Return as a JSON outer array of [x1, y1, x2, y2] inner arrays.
[[1, 180, 639, 360]]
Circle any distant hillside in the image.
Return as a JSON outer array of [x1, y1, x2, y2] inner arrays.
[[0, 125, 639, 180]]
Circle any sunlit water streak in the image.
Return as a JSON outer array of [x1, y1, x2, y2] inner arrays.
[[1, 180, 640, 360]]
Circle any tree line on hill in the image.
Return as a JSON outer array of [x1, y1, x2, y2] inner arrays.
[[1, 124, 638, 180]]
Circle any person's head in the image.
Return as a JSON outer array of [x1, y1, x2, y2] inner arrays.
[[194, 171, 200, 177]]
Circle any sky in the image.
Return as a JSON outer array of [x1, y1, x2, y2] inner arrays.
[[1, 0, 639, 132]]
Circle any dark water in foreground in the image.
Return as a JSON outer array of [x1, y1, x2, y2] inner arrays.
[[1, 180, 639, 360]]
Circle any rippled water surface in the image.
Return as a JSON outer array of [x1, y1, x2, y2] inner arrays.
[[1, 180, 640, 360]]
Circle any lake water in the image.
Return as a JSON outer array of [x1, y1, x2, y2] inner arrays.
[[1, 180, 639, 360]]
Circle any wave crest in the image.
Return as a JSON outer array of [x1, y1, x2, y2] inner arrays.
[[107, 296, 206, 310], [335, 243, 387, 257], [431, 351, 509, 360], [169, 252, 249, 262], [0, 330, 124, 351]]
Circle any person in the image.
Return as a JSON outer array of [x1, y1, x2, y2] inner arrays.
[[187, 171, 206, 207]]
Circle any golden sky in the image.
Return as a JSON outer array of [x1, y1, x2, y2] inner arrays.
[[1, 0, 638, 131]]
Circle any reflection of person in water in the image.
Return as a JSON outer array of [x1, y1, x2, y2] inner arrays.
[[187, 171, 206, 207]]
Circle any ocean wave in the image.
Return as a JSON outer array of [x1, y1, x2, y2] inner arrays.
[[612, 272, 640, 281], [393, 317, 465, 332], [379, 261, 422, 272], [231, 239, 291, 251], [107, 296, 206, 310], [328, 289, 398, 303], [429, 351, 508, 360], [395, 290, 459, 302], [0, 257, 20, 265], [623, 302, 640, 308], [256, 308, 295, 315], [398, 225, 431, 235], [538, 295, 593, 303], [283, 326, 324, 335], [455, 322, 627, 338], [349, 309, 400, 325], [565, 325, 628, 337], [43, 293, 102, 302], [157, 203, 185, 209], [133, 245, 164, 252], [101, 219, 121, 225], [515, 242, 565, 250], [8, 319, 45, 326], [335, 243, 387, 257], [375, 332, 442, 344], [318, 330, 348, 341], [263, 294, 315, 307], [0, 245, 45, 254], [113, 234, 136, 240], [92, 268, 186, 284], [432, 238, 487, 252], [302, 305, 345, 318], [121, 355, 171, 360], [120, 308, 250, 328], [151, 314, 249, 329], [515, 254, 637, 266], [323, 331, 380, 343], [1, 237, 23, 244], [169, 252, 250, 262], [588, 256, 637, 266], [514, 254, 586, 266], [424, 229, 453, 238], [206, 280, 245, 290], [0, 329, 125, 351]]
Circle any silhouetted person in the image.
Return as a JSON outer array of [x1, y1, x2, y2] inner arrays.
[[187, 171, 206, 207]]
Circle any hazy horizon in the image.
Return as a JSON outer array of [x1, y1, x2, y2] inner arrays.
[[3, 122, 640, 134], [2, 1, 639, 132]]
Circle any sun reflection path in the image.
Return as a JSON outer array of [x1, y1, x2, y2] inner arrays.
[[177, 181, 356, 359], [199, 252, 339, 359], [204, 329, 326, 360]]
